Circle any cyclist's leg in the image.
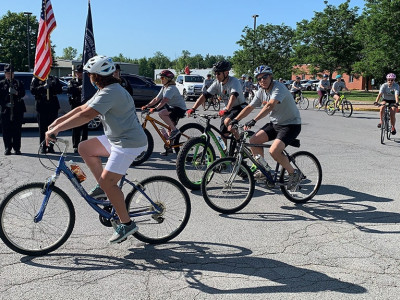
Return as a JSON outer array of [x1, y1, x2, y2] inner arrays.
[[158, 108, 176, 132], [224, 105, 246, 139], [249, 123, 274, 157], [317, 90, 324, 105], [78, 136, 110, 181]]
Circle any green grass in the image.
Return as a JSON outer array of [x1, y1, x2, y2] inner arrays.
[[303, 90, 377, 102]]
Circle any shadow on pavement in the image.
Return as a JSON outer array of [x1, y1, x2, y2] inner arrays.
[[22, 241, 367, 295]]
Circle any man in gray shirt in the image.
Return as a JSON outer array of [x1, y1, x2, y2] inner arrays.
[[229, 65, 302, 191]]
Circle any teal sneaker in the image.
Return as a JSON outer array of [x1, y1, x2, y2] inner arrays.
[[109, 221, 138, 244], [89, 184, 106, 199]]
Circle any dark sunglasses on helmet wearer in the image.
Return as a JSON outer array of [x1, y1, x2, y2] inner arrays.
[[257, 74, 270, 82], [388, 79, 394, 82], [215, 71, 225, 76]]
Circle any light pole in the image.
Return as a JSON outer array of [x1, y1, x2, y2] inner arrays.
[[252, 14, 259, 70], [23, 12, 32, 71]]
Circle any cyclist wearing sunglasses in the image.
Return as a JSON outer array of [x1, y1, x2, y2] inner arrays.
[[187, 60, 247, 139], [374, 73, 399, 135], [229, 65, 302, 190]]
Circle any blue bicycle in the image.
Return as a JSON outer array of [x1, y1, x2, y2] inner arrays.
[[0, 138, 191, 256]]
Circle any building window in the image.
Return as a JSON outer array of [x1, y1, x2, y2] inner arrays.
[[349, 75, 354, 83]]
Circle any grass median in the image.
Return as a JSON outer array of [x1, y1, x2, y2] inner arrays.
[[303, 90, 377, 102]]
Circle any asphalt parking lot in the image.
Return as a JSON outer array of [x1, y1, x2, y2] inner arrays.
[[0, 106, 399, 300]]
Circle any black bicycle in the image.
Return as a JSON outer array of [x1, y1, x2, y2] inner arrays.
[[377, 102, 397, 144], [201, 127, 322, 214]]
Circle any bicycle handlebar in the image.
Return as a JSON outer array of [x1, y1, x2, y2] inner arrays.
[[192, 112, 219, 120]]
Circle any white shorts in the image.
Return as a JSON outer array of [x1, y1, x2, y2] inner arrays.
[[97, 135, 147, 175]]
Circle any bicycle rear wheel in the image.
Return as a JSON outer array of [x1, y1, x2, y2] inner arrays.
[[201, 157, 255, 214], [280, 151, 322, 203], [341, 100, 353, 118], [173, 123, 204, 153], [298, 97, 309, 110], [125, 176, 191, 244], [176, 137, 217, 190], [0, 183, 75, 256], [325, 100, 336, 116]]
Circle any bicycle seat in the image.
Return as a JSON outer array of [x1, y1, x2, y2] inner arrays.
[[289, 139, 300, 148]]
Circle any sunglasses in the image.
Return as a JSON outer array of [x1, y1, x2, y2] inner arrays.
[[257, 74, 269, 82], [388, 79, 394, 82], [214, 72, 224, 76]]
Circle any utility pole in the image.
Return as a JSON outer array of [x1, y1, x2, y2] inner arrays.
[[252, 14, 259, 70]]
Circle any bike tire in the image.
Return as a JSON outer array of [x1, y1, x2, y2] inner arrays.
[[386, 113, 391, 140], [213, 99, 220, 111], [173, 123, 204, 153], [130, 128, 154, 166], [298, 97, 309, 110], [280, 151, 322, 204], [325, 100, 336, 116], [0, 183, 75, 256], [125, 176, 191, 244], [381, 115, 386, 144], [201, 157, 255, 214], [312, 98, 320, 110], [341, 100, 353, 118], [176, 137, 217, 190], [204, 99, 212, 111]]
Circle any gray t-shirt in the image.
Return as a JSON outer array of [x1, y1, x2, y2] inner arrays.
[[88, 83, 147, 148], [249, 81, 301, 125], [317, 79, 330, 91], [202, 78, 214, 93], [331, 80, 346, 93], [379, 82, 399, 101], [207, 76, 246, 107], [290, 81, 302, 92], [156, 85, 187, 110]]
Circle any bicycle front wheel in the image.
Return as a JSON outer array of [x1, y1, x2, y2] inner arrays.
[[298, 97, 309, 110], [325, 100, 336, 116], [312, 98, 320, 110], [176, 137, 217, 190], [131, 128, 154, 166], [280, 151, 322, 203], [341, 100, 353, 118], [213, 98, 220, 111], [173, 123, 204, 153], [386, 113, 391, 140], [381, 115, 386, 144], [201, 157, 255, 214], [125, 176, 191, 244], [0, 183, 75, 256]]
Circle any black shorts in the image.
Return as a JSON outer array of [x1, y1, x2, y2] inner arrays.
[[162, 104, 186, 125], [259, 122, 301, 147], [220, 104, 247, 135], [383, 99, 396, 104]]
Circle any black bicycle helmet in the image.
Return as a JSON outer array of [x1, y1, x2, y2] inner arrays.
[[212, 61, 231, 72]]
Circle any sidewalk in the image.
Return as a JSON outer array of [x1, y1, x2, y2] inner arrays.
[[352, 101, 379, 111]]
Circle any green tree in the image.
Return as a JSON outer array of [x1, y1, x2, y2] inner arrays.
[[233, 23, 294, 79], [292, 0, 361, 79], [58, 46, 77, 60], [353, 0, 400, 87], [0, 11, 38, 71], [148, 51, 171, 69]]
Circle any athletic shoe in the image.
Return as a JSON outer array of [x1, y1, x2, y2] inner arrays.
[[287, 169, 301, 191], [377, 123, 381, 128], [391, 127, 396, 135], [89, 184, 106, 199], [168, 129, 180, 140], [254, 170, 266, 181], [109, 221, 138, 244], [160, 148, 173, 156]]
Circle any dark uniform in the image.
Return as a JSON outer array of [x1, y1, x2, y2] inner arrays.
[[68, 65, 88, 152], [0, 65, 26, 155], [30, 75, 62, 153], [114, 64, 133, 96]]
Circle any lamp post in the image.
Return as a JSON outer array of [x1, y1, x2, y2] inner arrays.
[[252, 14, 259, 69], [23, 12, 32, 71]]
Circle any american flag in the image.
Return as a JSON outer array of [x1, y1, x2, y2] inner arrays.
[[33, 0, 56, 81]]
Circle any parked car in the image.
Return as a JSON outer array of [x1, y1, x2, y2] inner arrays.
[[120, 73, 161, 106], [301, 79, 319, 91], [176, 74, 204, 101], [283, 79, 293, 89]]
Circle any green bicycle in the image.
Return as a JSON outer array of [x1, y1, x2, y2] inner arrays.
[[325, 93, 353, 118]]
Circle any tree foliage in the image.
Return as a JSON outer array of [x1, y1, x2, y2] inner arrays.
[[233, 23, 294, 79], [353, 0, 400, 84], [58, 46, 77, 60], [0, 11, 38, 71], [292, 0, 361, 78]]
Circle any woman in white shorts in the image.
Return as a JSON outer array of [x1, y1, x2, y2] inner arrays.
[[45, 55, 147, 244]]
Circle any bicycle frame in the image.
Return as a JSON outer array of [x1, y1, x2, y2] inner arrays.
[[36, 138, 162, 223]]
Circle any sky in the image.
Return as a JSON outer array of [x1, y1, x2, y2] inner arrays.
[[1, 0, 365, 61]]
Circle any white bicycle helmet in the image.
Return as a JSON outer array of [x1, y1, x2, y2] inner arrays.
[[254, 65, 273, 77], [83, 55, 116, 76]]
